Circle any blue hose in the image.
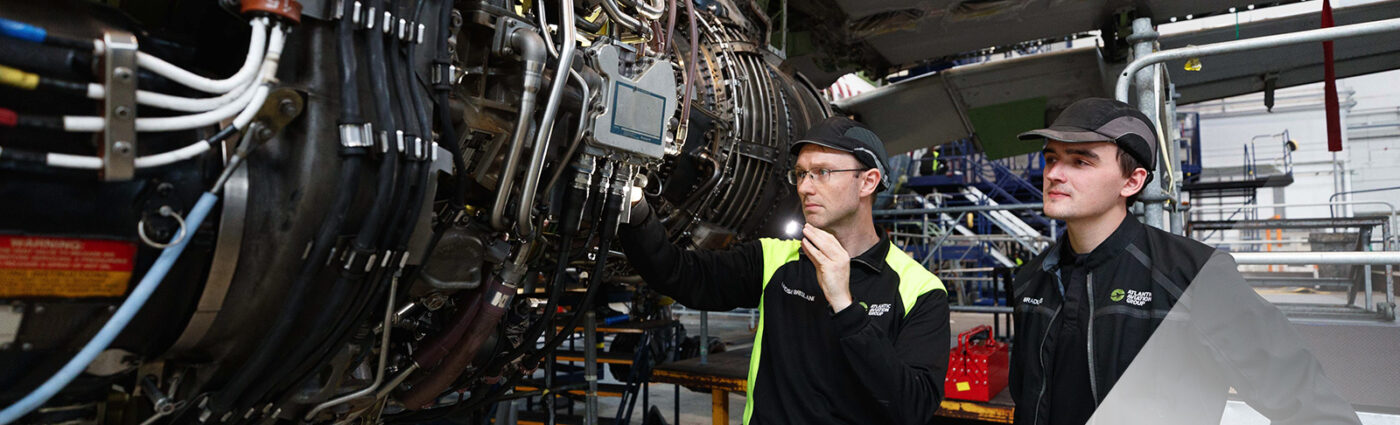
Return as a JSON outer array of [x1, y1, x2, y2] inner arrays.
[[0, 17, 48, 43], [0, 192, 220, 425]]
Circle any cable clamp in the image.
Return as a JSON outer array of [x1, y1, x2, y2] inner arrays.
[[339, 123, 373, 148], [378, 130, 392, 154], [362, 6, 376, 29]]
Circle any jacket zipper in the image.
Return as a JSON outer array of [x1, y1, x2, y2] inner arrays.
[[1086, 272, 1099, 405], [1032, 269, 1065, 425]]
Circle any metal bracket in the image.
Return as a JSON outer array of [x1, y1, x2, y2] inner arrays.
[[102, 31, 139, 181]]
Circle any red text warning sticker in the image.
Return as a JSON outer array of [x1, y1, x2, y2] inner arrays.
[[0, 235, 136, 298]]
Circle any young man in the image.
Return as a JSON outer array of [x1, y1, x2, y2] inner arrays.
[[620, 117, 949, 424], [1009, 98, 1359, 425]]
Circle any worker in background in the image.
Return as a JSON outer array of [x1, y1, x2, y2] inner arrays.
[[619, 117, 950, 424], [1008, 98, 1359, 425]]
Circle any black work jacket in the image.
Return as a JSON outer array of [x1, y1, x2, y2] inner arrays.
[[1010, 215, 1360, 425], [619, 212, 949, 425]]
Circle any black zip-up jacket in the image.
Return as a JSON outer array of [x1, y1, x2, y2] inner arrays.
[[1010, 215, 1360, 425], [619, 211, 950, 424]]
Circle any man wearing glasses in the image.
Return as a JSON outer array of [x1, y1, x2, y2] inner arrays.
[[619, 117, 950, 424]]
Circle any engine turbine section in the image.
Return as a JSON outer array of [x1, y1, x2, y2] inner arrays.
[[0, 0, 828, 423]]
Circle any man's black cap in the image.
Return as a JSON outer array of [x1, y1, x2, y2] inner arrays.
[[790, 117, 890, 191], [1017, 98, 1158, 175]]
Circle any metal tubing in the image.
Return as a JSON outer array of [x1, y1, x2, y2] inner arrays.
[[873, 203, 1045, 216], [1130, 17, 1167, 231], [303, 277, 398, 421], [1365, 264, 1374, 310], [1167, 84, 1185, 235], [599, 0, 651, 36], [490, 28, 547, 231], [699, 311, 709, 364], [1116, 17, 1400, 101], [950, 305, 1014, 314], [620, 0, 664, 20], [517, 0, 577, 238], [1229, 251, 1400, 265], [584, 311, 599, 425]]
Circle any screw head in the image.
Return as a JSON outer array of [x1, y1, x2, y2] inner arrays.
[[115, 106, 132, 119], [256, 127, 275, 140], [114, 67, 133, 81], [278, 98, 297, 116], [114, 141, 133, 156]]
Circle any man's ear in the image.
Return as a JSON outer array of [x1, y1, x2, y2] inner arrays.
[[859, 169, 881, 198], [1121, 167, 1148, 198]]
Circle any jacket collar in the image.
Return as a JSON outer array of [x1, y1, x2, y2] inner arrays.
[[1042, 213, 1144, 271], [850, 227, 890, 273]]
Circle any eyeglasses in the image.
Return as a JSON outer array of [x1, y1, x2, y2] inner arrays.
[[786, 168, 868, 185]]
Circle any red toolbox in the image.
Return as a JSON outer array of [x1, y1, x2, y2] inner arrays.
[[944, 325, 1009, 402]]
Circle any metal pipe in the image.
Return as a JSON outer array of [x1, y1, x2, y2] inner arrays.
[[620, 0, 664, 20], [373, 364, 417, 400], [699, 311, 709, 364], [302, 277, 398, 421], [1116, 17, 1400, 101], [599, 0, 651, 36], [873, 203, 1045, 216], [517, 0, 578, 238], [1229, 251, 1400, 265], [950, 305, 1014, 314], [1130, 17, 1167, 231], [490, 27, 547, 231], [1365, 264, 1374, 310], [584, 311, 599, 425], [542, 68, 596, 196]]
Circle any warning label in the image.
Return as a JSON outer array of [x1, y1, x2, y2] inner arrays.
[[0, 235, 136, 298]]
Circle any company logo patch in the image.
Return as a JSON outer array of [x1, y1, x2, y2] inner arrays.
[[867, 303, 892, 317], [1022, 297, 1043, 305], [1112, 289, 1153, 306], [781, 282, 815, 302]]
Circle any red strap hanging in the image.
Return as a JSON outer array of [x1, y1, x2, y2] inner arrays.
[[1323, 0, 1342, 152]]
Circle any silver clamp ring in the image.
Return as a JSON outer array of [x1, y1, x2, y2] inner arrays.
[[138, 206, 188, 249]]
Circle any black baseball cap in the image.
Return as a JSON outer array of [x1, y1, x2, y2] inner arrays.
[[790, 117, 890, 191], [1017, 98, 1158, 176]]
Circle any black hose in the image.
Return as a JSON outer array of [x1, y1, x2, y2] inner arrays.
[[388, 187, 622, 424], [434, 0, 466, 209], [482, 164, 596, 375], [250, 2, 442, 410], [204, 157, 364, 418], [529, 188, 622, 362], [357, 0, 404, 251], [208, 0, 400, 416], [407, 0, 434, 142], [337, 0, 363, 124]]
